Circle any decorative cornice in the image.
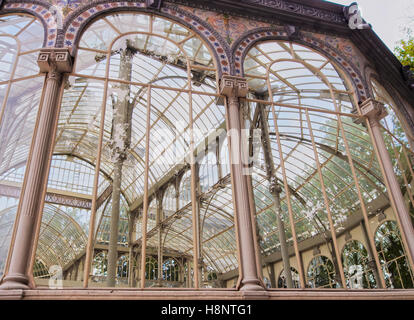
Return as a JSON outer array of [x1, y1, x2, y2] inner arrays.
[[4, 0, 347, 25], [238, 0, 345, 23], [165, 0, 346, 25]]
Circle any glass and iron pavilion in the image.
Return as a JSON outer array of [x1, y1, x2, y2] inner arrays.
[[0, 0, 413, 299]]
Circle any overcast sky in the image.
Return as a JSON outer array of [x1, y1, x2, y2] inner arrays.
[[326, 0, 414, 51]]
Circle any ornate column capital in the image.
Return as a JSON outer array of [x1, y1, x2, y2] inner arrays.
[[219, 75, 248, 98], [37, 48, 73, 74], [360, 98, 388, 125]]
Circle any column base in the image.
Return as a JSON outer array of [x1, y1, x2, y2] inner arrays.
[[239, 278, 265, 291], [0, 273, 30, 290]]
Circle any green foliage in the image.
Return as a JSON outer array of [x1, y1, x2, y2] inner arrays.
[[394, 29, 414, 71], [375, 221, 414, 288], [33, 259, 49, 278]]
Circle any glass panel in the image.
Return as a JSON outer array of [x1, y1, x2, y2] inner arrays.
[[53, 12, 228, 289], [371, 79, 414, 231], [34, 77, 106, 288], [375, 221, 414, 288], [0, 14, 44, 277], [245, 40, 414, 290]]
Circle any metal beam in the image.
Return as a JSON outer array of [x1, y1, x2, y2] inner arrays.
[[0, 180, 92, 209]]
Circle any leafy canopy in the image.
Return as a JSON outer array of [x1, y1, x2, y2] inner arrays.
[[394, 28, 414, 71]]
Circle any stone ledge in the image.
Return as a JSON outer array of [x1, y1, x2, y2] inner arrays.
[[0, 288, 413, 300]]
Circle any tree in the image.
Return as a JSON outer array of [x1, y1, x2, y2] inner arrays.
[[394, 28, 414, 71]]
